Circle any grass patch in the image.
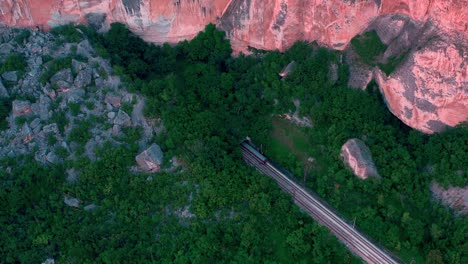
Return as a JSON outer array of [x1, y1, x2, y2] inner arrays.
[[0, 54, 27, 74], [68, 120, 92, 144], [68, 102, 81, 116], [270, 116, 312, 163], [50, 111, 68, 133], [351, 31, 386, 65], [14, 30, 31, 44]]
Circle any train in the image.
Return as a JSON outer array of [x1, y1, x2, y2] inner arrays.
[[240, 140, 267, 164]]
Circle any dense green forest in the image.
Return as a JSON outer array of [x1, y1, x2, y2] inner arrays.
[[1, 23, 466, 263]]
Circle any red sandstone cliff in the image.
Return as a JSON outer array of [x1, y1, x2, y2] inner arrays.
[[1, 0, 467, 133]]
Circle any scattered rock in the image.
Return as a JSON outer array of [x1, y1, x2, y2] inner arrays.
[[340, 138, 379, 179], [72, 59, 87, 72], [43, 123, 59, 134], [114, 110, 131, 126], [0, 43, 14, 54], [84, 204, 98, 211], [2, 71, 18, 82], [21, 123, 33, 143], [112, 124, 122, 137], [12, 100, 31, 116], [66, 88, 85, 103], [136, 144, 164, 173], [66, 169, 78, 183], [105, 94, 121, 108], [77, 40, 94, 58], [279, 61, 296, 78], [42, 86, 56, 100], [41, 258, 55, 264], [73, 68, 92, 88], [64, 195, 80, 208], [46, 151, 61, 164], [30, 118, 41, 129], [50, 68, 73, 85], [107, 111, 116, 119], [38, 95, 51, 120]]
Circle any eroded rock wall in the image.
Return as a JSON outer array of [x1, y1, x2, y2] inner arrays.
[[0, 0, 230, 43], [2, 0, 466, 50]]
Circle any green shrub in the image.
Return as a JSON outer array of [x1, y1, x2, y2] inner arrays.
[[118, 126, 143, 144], [50, 24, 82, 43], [121, 102, 133, 115], [47, 134, 58, 146], [0, 54, 27, 74], [55, 146, 69, 159], [49, 111, 68, 133], [378, 51, 409, 75], [40, 57, 72, 84], [85, 101, 95, 110], [15, 116, 28, 126], [0, 98, 12, 130], [14, 30, 31, 44], [68, 120, 91, 144], [68, 102, 81, 116], [351, 31, 386, 65]]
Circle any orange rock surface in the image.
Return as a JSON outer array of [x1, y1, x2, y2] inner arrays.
[[1, 0, 467, 133], [2, 0, 466, 50], [375, 41, 468, 133]]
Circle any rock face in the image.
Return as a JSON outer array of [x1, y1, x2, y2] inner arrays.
[[431, 183, 468, 215], [375, 40, 468, 134], [1, 0, 467, 133], [1, 1, 466, 51], [136, 143, 163, 173], [340, 139, 379, 180]]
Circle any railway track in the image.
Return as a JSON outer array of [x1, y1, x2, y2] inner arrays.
[[241, 147, 400, 264]]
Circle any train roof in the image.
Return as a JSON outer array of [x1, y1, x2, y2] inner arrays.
[[241, 141, 267, 161]]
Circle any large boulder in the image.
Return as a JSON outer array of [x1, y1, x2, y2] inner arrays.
[[136, 144, 164, 173], [340, 138, 379, 179], [73, 68, 92, 88]]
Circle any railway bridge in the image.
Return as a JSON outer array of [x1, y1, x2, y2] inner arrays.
[[241, 141, 400, 264]]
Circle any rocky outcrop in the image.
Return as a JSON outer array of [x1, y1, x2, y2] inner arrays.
[[375, 40, 468, 134], [431, 182, 468, 215], [1, 1, 465, 52], [340, 139, 379, 180], [136, 143, 164, 173], [0, 27, 158, 166]]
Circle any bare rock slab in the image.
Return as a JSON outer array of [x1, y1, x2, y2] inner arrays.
[[340, 138, 379, 179], [136, 144, 164, 173], [431, 182, 468, 215]]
